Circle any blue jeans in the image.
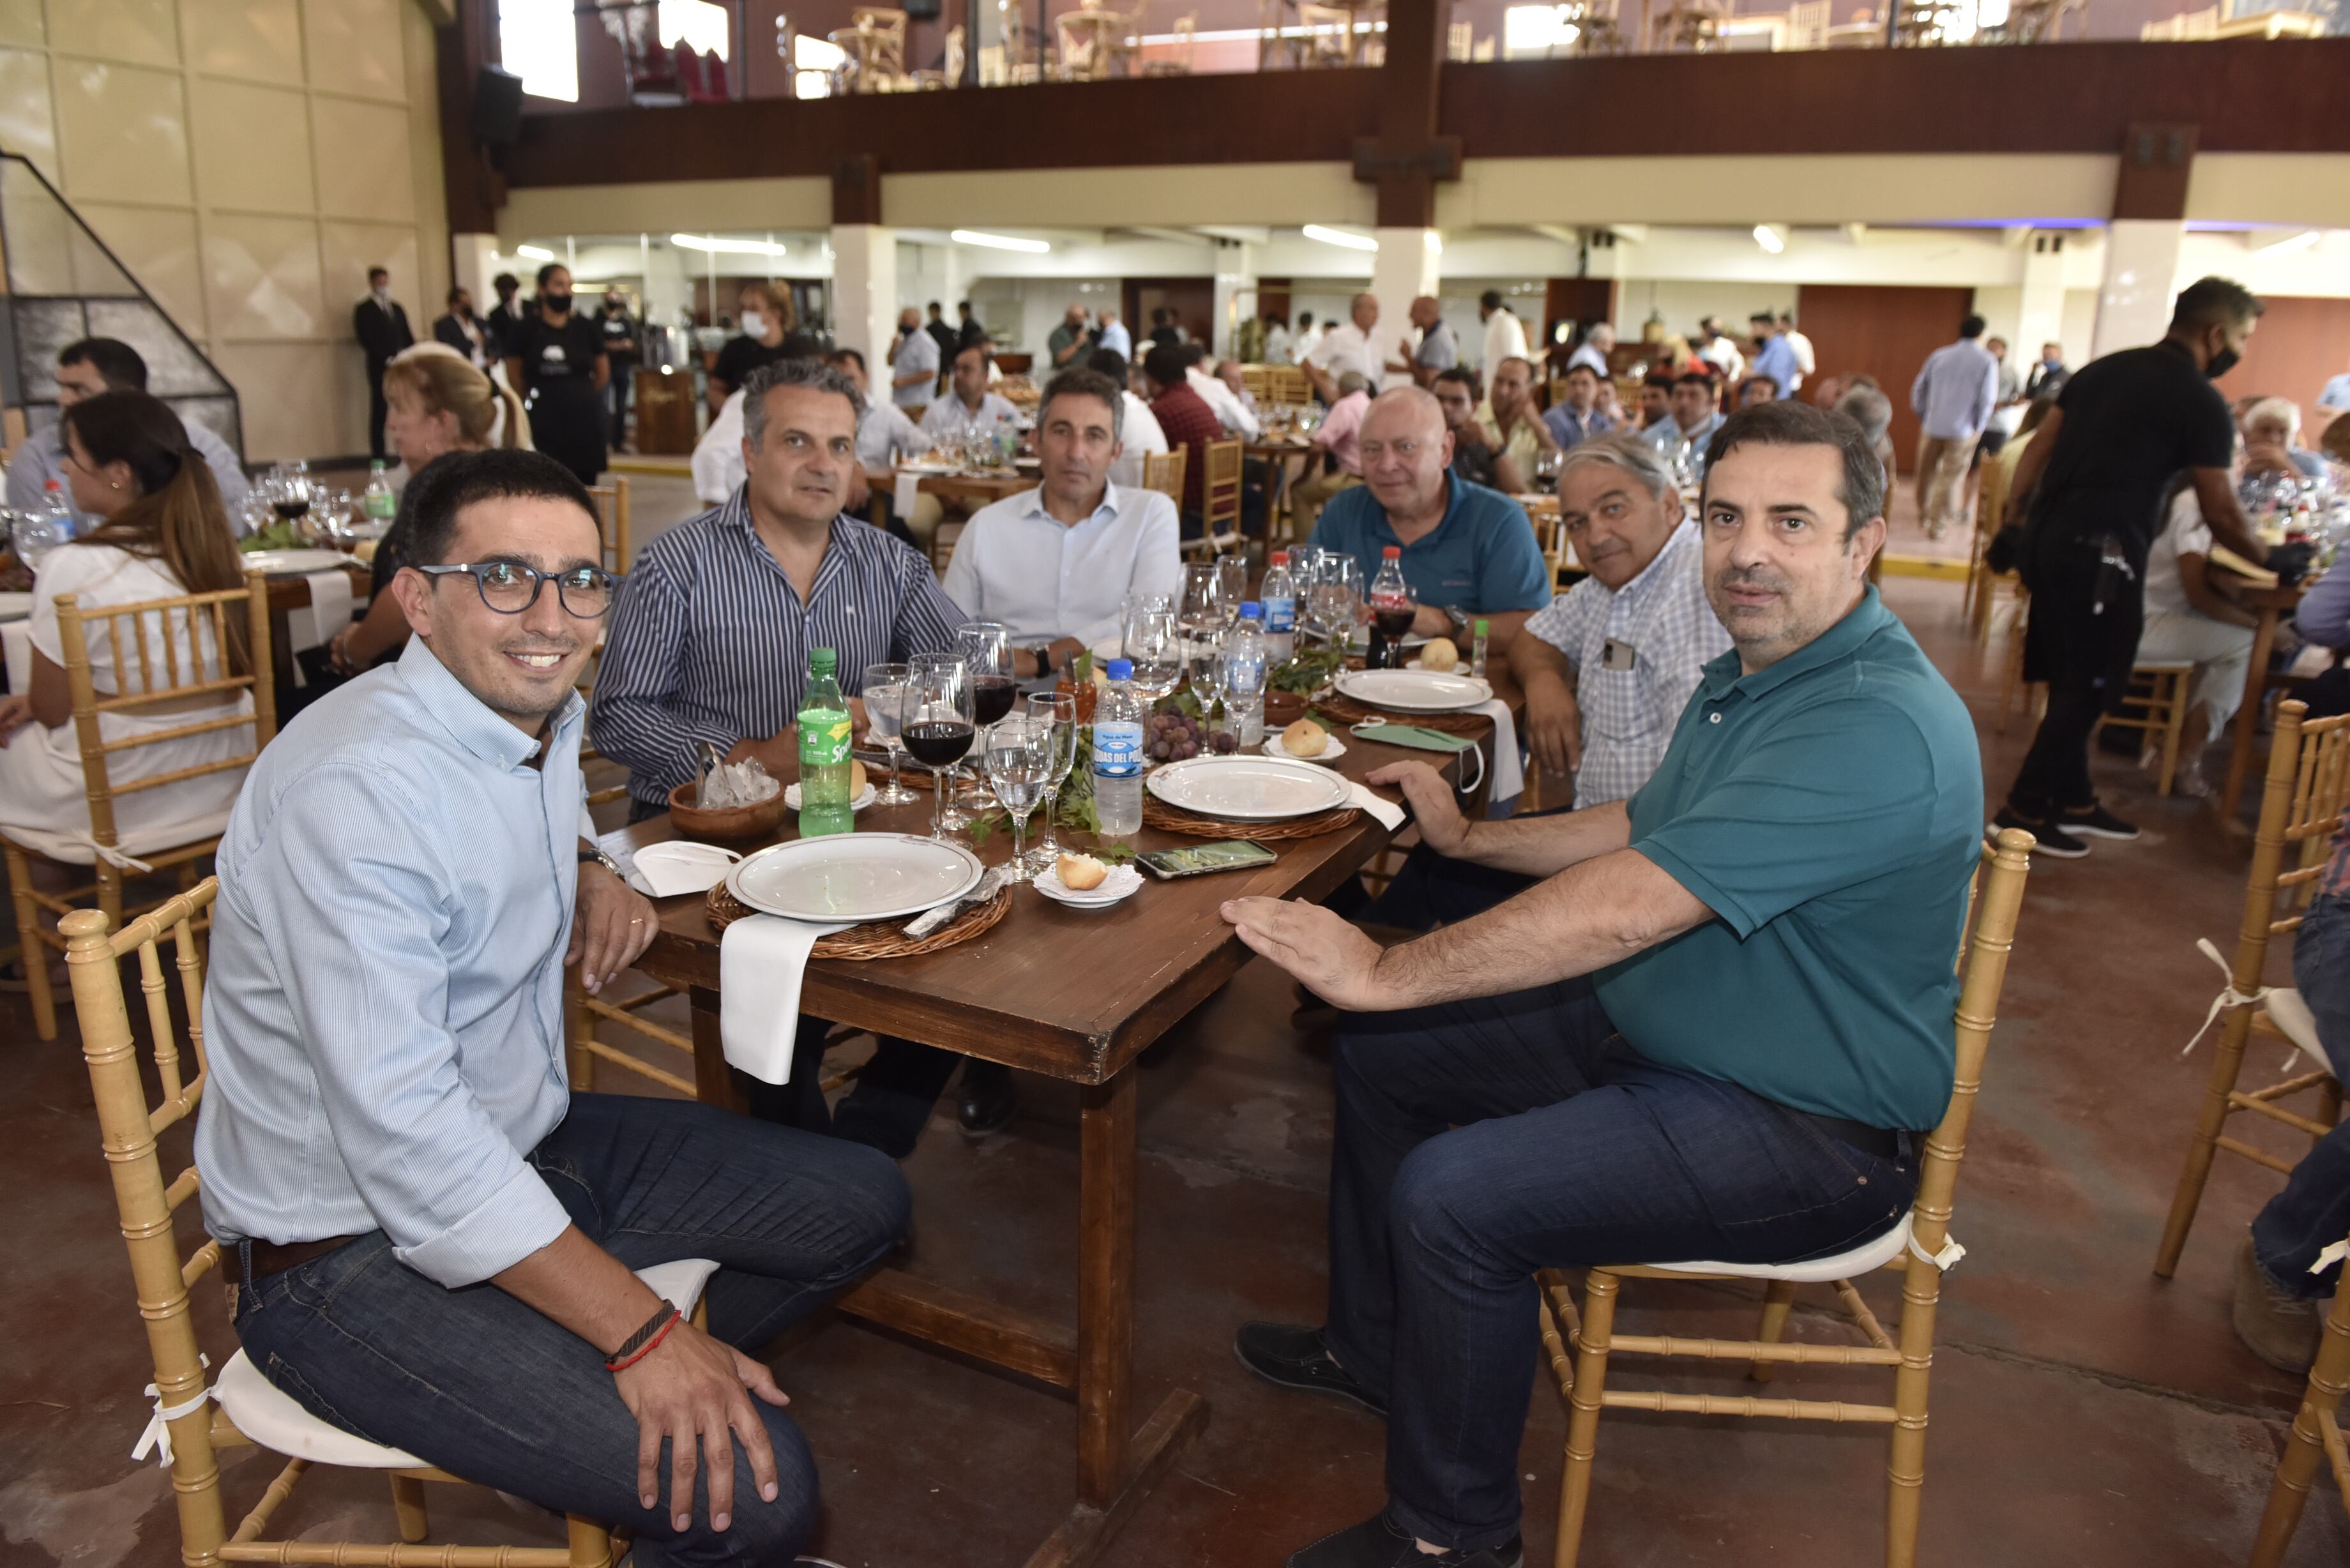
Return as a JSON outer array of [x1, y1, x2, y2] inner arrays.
[[229, 1094, 910, 1566], [2252, 894, 2350, 1299], [1327, 976, 1918, 1552]]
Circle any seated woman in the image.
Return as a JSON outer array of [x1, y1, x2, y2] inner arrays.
[[328, 345, 524, 675], [0, 391, 255, 863], [2135, 472, 2260, 797]]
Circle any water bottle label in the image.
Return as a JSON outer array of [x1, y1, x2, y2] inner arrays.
[[798, 707, 852, 765], [1093, 721, 1144, 778], [1264, 595, 1295, 634]]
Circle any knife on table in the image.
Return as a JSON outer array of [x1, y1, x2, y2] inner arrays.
[[904, 864, 1012, 938]]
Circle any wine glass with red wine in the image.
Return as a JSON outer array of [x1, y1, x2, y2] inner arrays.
[[904, 652, 975, 841], [953, 621, 1015, 822]]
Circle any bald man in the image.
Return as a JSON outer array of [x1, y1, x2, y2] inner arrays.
[[1390, 296, 1458, 389], [1304, 387, 1550, 658], [1304, 292, 1386, 404]]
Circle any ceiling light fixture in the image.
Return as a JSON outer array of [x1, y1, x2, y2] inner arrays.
[[1303, 224, 1379, 252], [671, 233, 789, 256], [951, 229, 1052, 253], [1752, 224, 1787, 254], [515, 244, 556, 260]]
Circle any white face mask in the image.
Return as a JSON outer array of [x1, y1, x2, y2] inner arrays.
[[372, 286, 391, 304], [739, 312, 766, 338]]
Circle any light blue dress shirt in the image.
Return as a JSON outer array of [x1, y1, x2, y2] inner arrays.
[[892, 328, 941, 409], [1642, 411, 1727, 456], [941, 481, 1183, 647], [7, 417, 253, 534], [1911, 339, 2000, 442], [2319, 372, 2350, 414], [1749, 334, 1802, 398], [1098, 319, 1133, 361], [196, 638, 586, 1288]]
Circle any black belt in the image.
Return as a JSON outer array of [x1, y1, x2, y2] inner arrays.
[[1792, 1110, 1906, 1162], [227, 1233, 367, 1288]]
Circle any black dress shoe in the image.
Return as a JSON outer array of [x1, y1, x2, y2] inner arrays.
[[957, 1059, 1018, 1135], [1234, 1322, 1388, 1417], [1287, 1512, 1522, 1568]]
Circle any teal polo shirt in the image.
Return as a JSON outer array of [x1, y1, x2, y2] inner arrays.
[[1307, 473, 1551, 615], [1593, 587, 1983, 1132]]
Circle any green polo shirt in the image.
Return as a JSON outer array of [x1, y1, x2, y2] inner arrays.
[[1593, 587, 1982, 1131]]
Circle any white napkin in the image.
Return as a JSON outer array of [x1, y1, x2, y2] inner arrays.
[[1472, 698, 1524, 804], [288, 570, 353, 654], [894, 470, 922, 516], [1, 620, 29, 693], [628, 841, 741, 898], [1347, 780, 1407, 832], [718, 914, 852, 1085]]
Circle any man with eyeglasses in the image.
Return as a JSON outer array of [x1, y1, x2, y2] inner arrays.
[[196, 448, 909, 1565]]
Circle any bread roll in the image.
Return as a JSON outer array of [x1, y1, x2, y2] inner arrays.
[[1417, 637, 1459, 672], [849, 758, 868, 795], [1281, 718, 1328, 758], [1058, 852, 1109, 891]]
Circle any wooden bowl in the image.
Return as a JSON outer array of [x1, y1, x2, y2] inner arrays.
[[1264, 689, 1308, 726], [666, 779, 785, 843]]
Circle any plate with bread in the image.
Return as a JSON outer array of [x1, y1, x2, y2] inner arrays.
[[1262, 717, 1346, 765], [1036, 852, 1142, 908]]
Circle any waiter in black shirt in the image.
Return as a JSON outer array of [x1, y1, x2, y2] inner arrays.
[[596, 288, 639, 450], [1992, 276, 2291, 858], [353, 266, 413, 458], [502, 262, 609, 488], [484, 272, 522, 361], [707, 280, 821, 416]]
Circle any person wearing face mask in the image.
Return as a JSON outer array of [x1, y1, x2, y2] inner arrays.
[[1990, 276, 2289, 858], [502, 264, 610, 489], [709, 281, 822, 417], [2024, 341, 2069, 401], [354, 267, 416, 460]]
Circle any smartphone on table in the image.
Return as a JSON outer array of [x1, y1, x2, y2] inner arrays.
[[1136, 840, 1280, 880]]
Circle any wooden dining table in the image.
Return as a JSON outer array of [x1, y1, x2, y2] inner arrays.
[[604, 677, 1518, 1567], [2213, 577, 2309, 838], [259, 562, 371, 694]]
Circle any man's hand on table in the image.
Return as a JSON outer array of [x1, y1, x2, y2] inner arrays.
[[1522, 677, 1582, 779], [1222, 896, 1392, 1012], [1367, 761, 1470, 856], [572, 861, 656, 995], [614, 1319, 789, 1534]]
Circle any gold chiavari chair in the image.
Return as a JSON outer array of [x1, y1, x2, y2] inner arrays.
[[2094, 660, 2194, 797], [2154, 700, 2350, 1278], [1142, 446, 1187, 507], [63, 884, 716, 1568], [2248, 1223, 2350, 1566], [4, 573, 274, 1041], [1183, 437, 1245, 559], [1538, 829, 2034, 1568], [579, 480, 633, 808]]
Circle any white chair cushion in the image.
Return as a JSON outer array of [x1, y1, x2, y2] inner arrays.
[[1642, 1212, 1913, 1284], [211, 1257, 722, 1471], [2262, 987, 2336, 1079]]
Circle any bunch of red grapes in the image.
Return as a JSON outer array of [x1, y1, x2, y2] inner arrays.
[[1144, 709, 1239, 762]]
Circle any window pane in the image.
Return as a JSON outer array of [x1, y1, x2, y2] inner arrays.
[[499, 0, 579, 103]]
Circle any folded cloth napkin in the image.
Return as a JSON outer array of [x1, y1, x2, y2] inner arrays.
[[719, 914, 851, 1085], [894, 470, 922, 516], [1347, 780, 1407, 832], [287, 570, 354, 654], [1, 619, 29, 693], [1472, 698, 1524, 804], [627, 840, 741, 898]]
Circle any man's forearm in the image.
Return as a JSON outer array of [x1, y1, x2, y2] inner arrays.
[[496, 1225, 667, 1356], [1451, 797, 1632, 878]]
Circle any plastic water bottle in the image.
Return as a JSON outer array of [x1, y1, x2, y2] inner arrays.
[[11, 481, 71, 567], [1092, 658, 1145, 840], [1261, 551, 1296, 663], [42, 477, 77, 542], [796, 648, 856, 838], [362, 460, 397, 527], [1224, 605, 1268, 748]]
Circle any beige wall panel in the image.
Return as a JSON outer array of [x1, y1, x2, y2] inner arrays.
[[193, 77, 314, 216], [1444, 154, 2116, 229], [0, 45, 59, 185], [883, 164, 1373, 230], [2187, 155, 2350, 229], [400, 0, 449, 313], [213, 340, 356, 458], [320, 220, 421, 333], [51, 0, 180, 67], [301, 0, 407, 103], [310, 96, 414, 222], [204, 211, 325, 339], [181, 0, 303, 80], [502, 177, 833, 240], [54, 59, 192, 206], [79, 202, 208, 335], [0, 0, 43, 48]]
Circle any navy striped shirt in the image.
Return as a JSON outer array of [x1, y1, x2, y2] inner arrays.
[[588, 488, 969, 810]]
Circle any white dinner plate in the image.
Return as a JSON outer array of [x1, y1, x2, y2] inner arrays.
[[784, 782, 879, 813], [898, 459, 959, 476], [1261, 732, 1347, 765], [241, 548, 354, 576], [727, 833, 983, 923], [1335, 668, 1494, 714], [1144, 755, 1353, 821], [1035, 863, 1143, 907]]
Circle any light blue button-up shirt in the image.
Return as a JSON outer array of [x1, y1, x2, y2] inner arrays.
[[196, 638, 586, 1288], [1750, 334, 1802, 398], [7, 417, 253, 534], [941, 481, 1182, 647], [1911, 338, 2000, 442]]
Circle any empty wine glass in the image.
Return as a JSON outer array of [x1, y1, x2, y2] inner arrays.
[[1179, 561, 1226, 686], [904, 652, 974, 841], [1121, 591, 1172, 658], [984, 715, 1053, 882], [1125, 607, 1182, 703], [861, 661, 918, 805], [1308, 555, 1361, 651], [1216, 555, 1248, 629], [1022, 691, 1077, 873]]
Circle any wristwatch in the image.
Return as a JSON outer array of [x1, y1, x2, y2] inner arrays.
[[579, 845, 621, 878], [1444, 606, 1471, 635], [1033, 645, 1056, 679]]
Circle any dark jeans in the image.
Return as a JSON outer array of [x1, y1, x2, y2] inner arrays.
[[230, 1094, 909, 1567], [1327, 977, 1916, 1551], [2009, 531, 2142, 818], [2253, 893, 2350, 1298], [1349, 807, 1571, 931]]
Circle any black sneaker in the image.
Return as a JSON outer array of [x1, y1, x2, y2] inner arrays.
[[1288, 1512, 1522, 1568], [2060, 801, 2141, 841], [1234, 1322, 1388, 1417], [957, 1060, 1018, 1135], [1988, 807, 2087, 859]]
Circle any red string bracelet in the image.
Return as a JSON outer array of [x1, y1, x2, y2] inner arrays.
[[605, 1309, 683, 1373]]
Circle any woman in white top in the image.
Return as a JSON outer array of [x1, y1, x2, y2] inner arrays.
[[0, 391, 255, 862], [2135, 471, 2260, 797]]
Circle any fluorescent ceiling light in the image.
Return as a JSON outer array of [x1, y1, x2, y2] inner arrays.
[[1752, 224, 1787, 254], [1303, 224, 1379, 252], [2254, 229, 2322, 254], [671, 233, 788, 256], [952, 229, 1052, 253], [515, 243, 556, 260]]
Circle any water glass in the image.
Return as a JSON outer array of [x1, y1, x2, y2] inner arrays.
[[861, 661, 918, 804], [984, 716, 1054, 882], [1125, 608, 1183, 702], [1024, 691, 1078, 872]]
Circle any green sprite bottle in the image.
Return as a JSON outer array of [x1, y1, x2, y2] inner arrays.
[[796, 648, 855, 838]]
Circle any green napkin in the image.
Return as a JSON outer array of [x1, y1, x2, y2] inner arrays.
[[1350, 721, 1478, 753]]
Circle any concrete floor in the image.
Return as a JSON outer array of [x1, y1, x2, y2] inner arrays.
[[8, 572, 2350, 1567]]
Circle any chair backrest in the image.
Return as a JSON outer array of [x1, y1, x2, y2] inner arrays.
[[1142, 446, 1187, 505], [1203, 437, 1244, 536], [944, 22, 967, 78], [63, 881, 234, 1553], [2238, 704, 2350, 986], [854, 4, 909, 72], [589, 476, 633, 573], [54, 573, 277, 857]]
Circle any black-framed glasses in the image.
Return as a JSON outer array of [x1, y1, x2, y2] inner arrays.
[[411, 561, 618, 618]]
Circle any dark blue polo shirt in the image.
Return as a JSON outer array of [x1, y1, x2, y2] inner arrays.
[[1307, 472, 1550, 615]]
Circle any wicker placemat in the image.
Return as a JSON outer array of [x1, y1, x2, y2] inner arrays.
[[1141, 795, 1361, 841], [704, 881, 1010, 960], [1314, 691, 1490, 735]]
